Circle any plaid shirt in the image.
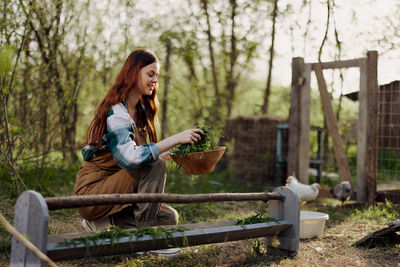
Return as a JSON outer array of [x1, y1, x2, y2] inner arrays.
[[82, 102, 159, 170]]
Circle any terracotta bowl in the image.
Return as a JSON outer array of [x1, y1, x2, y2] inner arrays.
[[171, 146, 226, 175]]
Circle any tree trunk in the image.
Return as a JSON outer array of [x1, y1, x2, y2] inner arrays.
[[2, 88, 19, 195], [319, 0, 332, 169], [226, 0, 237, 118], [0, 1, 31, 195], [200, 0, 221, 122], [262, 0, 278, 114], [29, 1, 77, 161], [161, 38, 171, 140], [181, 46, 204, 122], [20, 30, 31, 129]]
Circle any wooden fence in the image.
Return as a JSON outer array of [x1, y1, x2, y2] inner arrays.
[[10, 187, 300, 266]]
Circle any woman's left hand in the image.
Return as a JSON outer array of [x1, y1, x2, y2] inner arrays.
[[160, 151, 171, 161]]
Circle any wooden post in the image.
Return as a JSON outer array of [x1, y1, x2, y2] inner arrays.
[[314, 64, 352, 183], [288, 57, 310, 183], [357, 51, 378, 203], [357, 58, 368, 202], [366, 51, 378, 205], [298, 64, 311, 184], [267, 186, 300, 255], [11, 191, 49, 267], [288, 58, 302, 178]]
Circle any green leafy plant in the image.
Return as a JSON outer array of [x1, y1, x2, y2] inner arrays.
[[171, 126, 217, 156], [252, 238, 266, 255]]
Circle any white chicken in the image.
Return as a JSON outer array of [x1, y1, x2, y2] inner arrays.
[[286, 175, 320, 207], [330, 181, 352, 207]]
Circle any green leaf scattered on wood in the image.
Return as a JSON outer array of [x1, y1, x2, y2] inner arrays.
[[235, 212, 280, 226], [235, 213, 281, 255], [58, 225, 188, 249]]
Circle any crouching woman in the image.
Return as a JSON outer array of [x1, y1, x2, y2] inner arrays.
[[74, 49, 203, 231]]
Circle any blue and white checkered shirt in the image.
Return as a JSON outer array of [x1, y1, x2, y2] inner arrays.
[[82, 103, 159, 170]]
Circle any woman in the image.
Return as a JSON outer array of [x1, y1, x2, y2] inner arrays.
[[74, 49, 203, 231]]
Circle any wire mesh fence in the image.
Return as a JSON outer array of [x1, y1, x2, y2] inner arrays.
[[378, 81, 400, 182], [223, 115, 287, 187]]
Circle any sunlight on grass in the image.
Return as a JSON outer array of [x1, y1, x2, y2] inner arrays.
[[352, 199, 400, 225], [1, 162, 400, 266]]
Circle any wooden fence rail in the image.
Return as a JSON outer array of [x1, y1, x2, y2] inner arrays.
[[11, 187, 300, 266], [45, 192, 285, 209]]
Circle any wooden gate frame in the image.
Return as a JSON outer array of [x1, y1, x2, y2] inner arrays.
[[288, 51, 378, 204]]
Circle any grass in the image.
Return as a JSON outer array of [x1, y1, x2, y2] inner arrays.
[[1, 162, 400, 266], [0, 161, 80, 258], [0, 161, 79, 198], [113, 199, 400, 267], [49, 198, 399, 267]]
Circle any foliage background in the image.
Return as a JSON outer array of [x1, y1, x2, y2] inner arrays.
[[1, 0, 399, 195]]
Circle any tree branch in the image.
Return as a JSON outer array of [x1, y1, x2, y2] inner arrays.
[[0, 213, 58, 267]]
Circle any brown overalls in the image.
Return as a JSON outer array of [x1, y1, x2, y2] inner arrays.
[[74, 128, 178, 228]]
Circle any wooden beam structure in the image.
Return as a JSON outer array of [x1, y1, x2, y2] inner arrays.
[[298, 64, 311, 184], [357, 51, 378, 203], [288, 57, 311, 184], [310, 58, 360, 70], [288, 51, 378, 204], [314, 63, 352, 182], [288, 58, 303, 179]]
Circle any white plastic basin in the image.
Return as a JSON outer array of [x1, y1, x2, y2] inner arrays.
[[299, 210, 329, 239]]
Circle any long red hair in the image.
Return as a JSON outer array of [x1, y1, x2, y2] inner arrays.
[[86, 49, 159, 146]]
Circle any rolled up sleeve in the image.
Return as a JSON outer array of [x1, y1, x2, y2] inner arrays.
[[105, 105, 159, 170]]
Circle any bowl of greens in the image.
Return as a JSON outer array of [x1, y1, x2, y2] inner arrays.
[[170, 126, 225, 174]]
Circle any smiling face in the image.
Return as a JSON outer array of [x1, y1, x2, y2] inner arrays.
[[137, 62, 160, 96]]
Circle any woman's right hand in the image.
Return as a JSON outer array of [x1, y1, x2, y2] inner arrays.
[[172, 128, 204, 145], [156, 128, 204, 155]]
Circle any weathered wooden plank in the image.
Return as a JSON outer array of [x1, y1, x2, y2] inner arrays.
[[310, 58, 361, 70], [357, 51, 378, 204], [45, 192, 284, 210], [365, 51, 378, 205], [355, 220, 400, 248], [317, 188, 334, 198], [11, 191, 49, 267], [318, 188, 358, 200], [47, 220, 238, 244], [288, 57, 304, 177], [314, 64, 352, 182], [298, 63, 311, 184], [267, 186, 300, 255], [388, 221, 400, 229], [357, 58, 368, 201], [376, 190, 400, 204], [46, 221, 291, 261]]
